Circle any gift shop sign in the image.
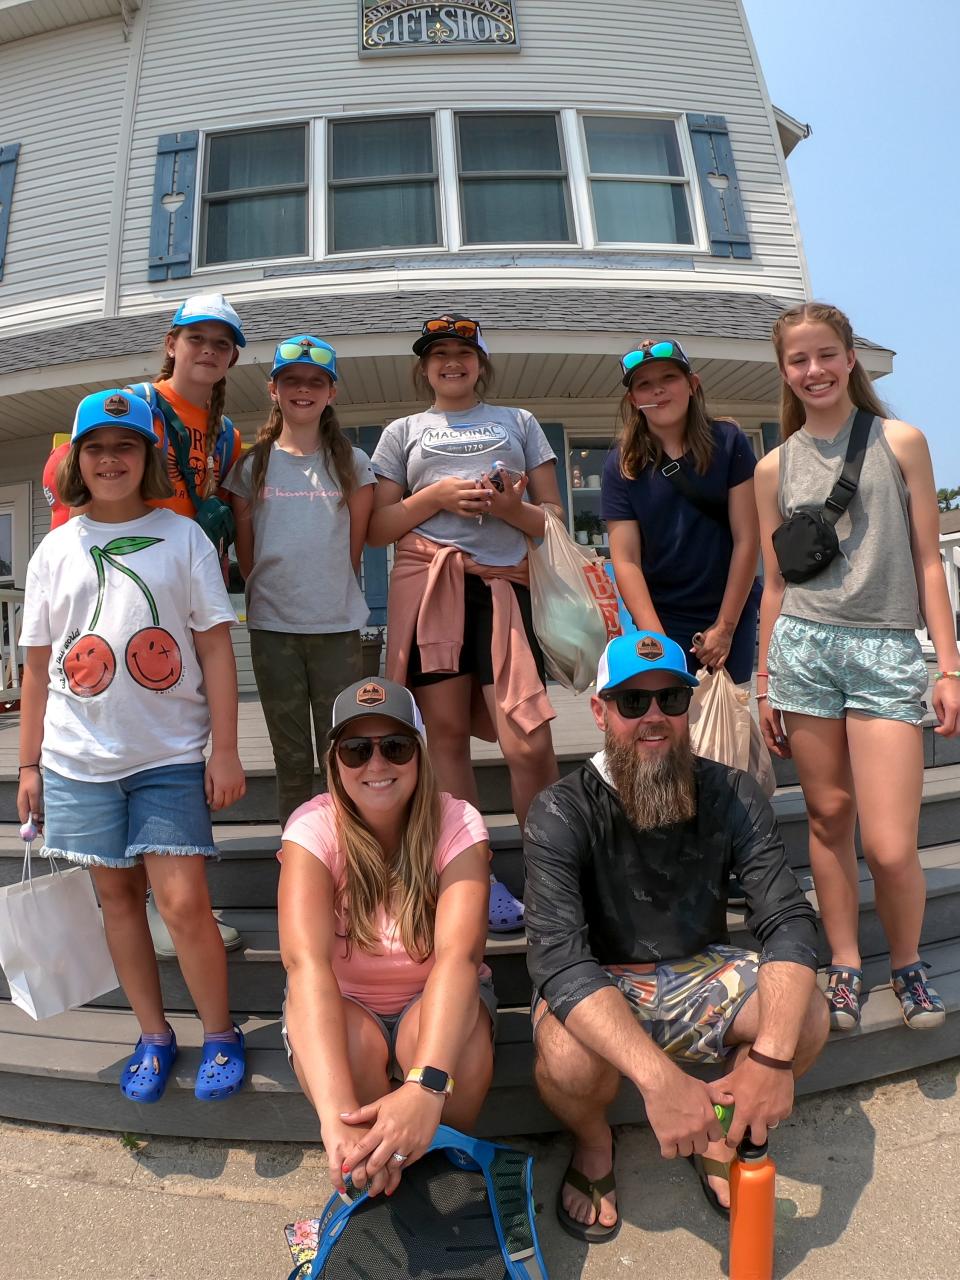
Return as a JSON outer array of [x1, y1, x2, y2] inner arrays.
[[360, 1, 520, 54]]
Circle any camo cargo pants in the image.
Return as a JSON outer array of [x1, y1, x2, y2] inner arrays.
[[250, 629, 363, 826]]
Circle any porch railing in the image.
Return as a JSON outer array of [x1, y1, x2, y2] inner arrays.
[[1, 588, 24, 694]]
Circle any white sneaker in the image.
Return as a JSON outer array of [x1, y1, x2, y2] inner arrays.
[[147, 892, 242, 957]]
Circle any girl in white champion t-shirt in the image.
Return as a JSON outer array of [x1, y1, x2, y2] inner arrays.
[[18, 389, 247, 1106], [225, 335, 377, 826]]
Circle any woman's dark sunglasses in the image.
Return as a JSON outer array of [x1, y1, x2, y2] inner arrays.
[[336, 734, 419, 769], [601, 686, 693, 718]]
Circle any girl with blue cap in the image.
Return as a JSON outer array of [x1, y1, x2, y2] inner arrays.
[[18, 389, 247, 1105], [224, 335, 377, 825]]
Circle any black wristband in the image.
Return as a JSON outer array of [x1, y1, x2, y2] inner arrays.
[[18, 763, 40, 775], [748, 1047, 794, 1071]]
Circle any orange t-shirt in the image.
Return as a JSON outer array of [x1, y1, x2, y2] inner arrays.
[[150, 379, 242, 518]]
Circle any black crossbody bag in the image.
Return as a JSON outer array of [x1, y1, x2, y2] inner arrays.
[[772, 408, 872, 585], [660, 457, 730, 527]]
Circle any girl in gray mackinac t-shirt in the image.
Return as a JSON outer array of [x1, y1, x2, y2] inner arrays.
[[224, 334, 376, 824], [369, 313, 562, 899]]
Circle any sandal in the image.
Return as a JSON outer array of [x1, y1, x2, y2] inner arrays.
[[488, 876, 524, 933], [120, 1028, 178, 1104], [556, 1137, 620, 1243], [825, 965, 863, 1031], [687, 1153, 731, 1219], [195, 1025, 246, 1101]]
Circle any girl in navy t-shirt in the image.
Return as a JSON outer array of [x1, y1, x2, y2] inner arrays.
[[601, 339, 761, 683]]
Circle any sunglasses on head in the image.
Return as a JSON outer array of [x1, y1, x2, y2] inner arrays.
[[421, 317, 481, 341], [277, 341, 335, 367], [600, 685, 693, 718], [336, 734, 419, 769], [620, 340, 690, 378]]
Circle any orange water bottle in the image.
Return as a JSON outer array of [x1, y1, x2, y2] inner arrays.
[[729, 1135, 775, 1280]]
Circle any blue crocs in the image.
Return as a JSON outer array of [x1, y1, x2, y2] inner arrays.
[[195, 1025, 246, 1101], [120, 1028, 178, 1104], [488, 876, 524, 933]]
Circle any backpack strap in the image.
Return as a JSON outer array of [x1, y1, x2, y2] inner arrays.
[[124, 381, 167, 452], [821, 408, 873, 526], [152, 392, 205, 515]]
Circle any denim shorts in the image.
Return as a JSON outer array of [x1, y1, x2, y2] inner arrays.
[[768, 615, 927, 725], [283, 975, 498, 1080], [532, 945, 759, 1064], [41, 762, 218, 869]]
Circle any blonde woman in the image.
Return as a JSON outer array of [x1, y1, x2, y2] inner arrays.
[[278, 677, 495, 1197]]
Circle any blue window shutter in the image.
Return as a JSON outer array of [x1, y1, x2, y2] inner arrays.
[[761, 422, 780, 455], [0, 142, 22, 282], [358, 426, 388, 627], [148, 131, 199, 282], [541, 423, 569, 524], [686, 114, 751, 259]]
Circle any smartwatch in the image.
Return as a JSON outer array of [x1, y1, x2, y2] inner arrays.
[[406, 1066, 455, 1097]]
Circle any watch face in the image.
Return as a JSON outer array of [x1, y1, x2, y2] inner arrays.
[[419, 1066, 449, 1094]]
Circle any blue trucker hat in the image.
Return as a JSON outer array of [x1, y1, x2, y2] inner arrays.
[[597, 630, 699, 692], [270, 334, 338, 382], [71, 389, 158, 446], [171, 292, 246, 347]]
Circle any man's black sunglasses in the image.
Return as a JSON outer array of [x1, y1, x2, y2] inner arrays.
[[600, 686, 694, 718]]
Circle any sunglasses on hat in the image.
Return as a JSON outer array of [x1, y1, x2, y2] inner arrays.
[[421, 317, 481, 341], [600, 686, 693, 718], [276, 340, 335, 367], [620, 340, 691, 382], [336, 734, 419, 769]]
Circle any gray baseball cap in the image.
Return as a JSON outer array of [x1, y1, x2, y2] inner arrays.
[[331, 678, 426, 739]]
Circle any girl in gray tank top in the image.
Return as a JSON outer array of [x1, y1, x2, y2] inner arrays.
[[755, 302, 960, 1038]]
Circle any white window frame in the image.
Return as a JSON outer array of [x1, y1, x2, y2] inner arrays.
[[325, 111, 444, 258], [0, 481, 32, 590], [194, 119, 315, 272], [454, 109, 579, 250], [578, 111, 708, 253]]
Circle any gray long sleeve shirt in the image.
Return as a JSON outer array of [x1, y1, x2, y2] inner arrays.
[[523, 755, 818, 1023]]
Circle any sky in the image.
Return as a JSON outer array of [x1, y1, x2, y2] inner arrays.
[[742, 1, 959, 487]]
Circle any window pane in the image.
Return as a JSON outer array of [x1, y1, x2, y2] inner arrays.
[[204, 192, 307, 264], [331, 117, 434, 180], [462, 178, 571, 243], [591, 180, 693, 244], [459, 114, 562, 173], [584, 117, 684, 177], [206, 127, 306, 194], [331, 183, 438, 252]]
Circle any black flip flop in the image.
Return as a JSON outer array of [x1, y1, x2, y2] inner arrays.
[[556, 1138, 620, 1243], [687, 1153, 731, 1219]]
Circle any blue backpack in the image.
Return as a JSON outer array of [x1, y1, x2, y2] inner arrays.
[[286, 1125, 548, 1280]]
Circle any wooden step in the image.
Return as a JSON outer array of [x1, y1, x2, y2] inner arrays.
[[3, 935, 960, 1141]]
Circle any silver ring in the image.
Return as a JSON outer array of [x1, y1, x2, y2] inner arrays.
[[391, 1151, 408, 1164]]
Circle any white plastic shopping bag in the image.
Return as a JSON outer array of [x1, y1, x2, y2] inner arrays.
[[688, 668, 776, 797], [527, 507, 618, 692], [0, 845, 118, 1020]]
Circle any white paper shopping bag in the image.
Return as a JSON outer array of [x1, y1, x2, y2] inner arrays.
[[0, 847, 118, 1020]]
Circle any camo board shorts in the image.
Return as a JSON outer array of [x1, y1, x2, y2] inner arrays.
[[768, 615, 927, 725], [532, 944, 759, 1063]]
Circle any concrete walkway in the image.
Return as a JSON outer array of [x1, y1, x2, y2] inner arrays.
[[1, 1057, 958, 1280]]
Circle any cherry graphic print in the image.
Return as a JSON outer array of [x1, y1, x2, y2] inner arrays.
[[64, 633, 116, 697], [68, 536, 182, 696]]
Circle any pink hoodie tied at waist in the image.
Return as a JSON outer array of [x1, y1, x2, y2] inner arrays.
[[385, 532, 556, 743]]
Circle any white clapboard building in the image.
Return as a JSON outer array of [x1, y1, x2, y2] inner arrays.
[[0, 0, 893, 681]]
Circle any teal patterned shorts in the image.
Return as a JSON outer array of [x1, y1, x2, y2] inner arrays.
[[768, 615, 927, 725]]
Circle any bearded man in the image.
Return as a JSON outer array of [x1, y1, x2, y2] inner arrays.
[[523, 630, 829, 1243]]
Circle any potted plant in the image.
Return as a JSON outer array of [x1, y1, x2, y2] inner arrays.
[[361, 625, 386, 676], [574, 510, 596, 545]]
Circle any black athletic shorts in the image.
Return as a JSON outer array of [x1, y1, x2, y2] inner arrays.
[[407, 574, 547, 689]]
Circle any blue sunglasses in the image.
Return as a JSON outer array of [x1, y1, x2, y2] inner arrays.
[[620, 340, 691, 385]]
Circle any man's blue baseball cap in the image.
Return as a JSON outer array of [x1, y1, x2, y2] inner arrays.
[[270, 334, 338, 382], [597, 630, 699, 692], [171, 292, 246, 347], [70, 389, 158, 446]]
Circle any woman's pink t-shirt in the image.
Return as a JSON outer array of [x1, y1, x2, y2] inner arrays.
[[283, 792, 491, 1015]]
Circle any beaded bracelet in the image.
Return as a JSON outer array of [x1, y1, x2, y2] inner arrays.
[[934, 671, 960, 681]]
